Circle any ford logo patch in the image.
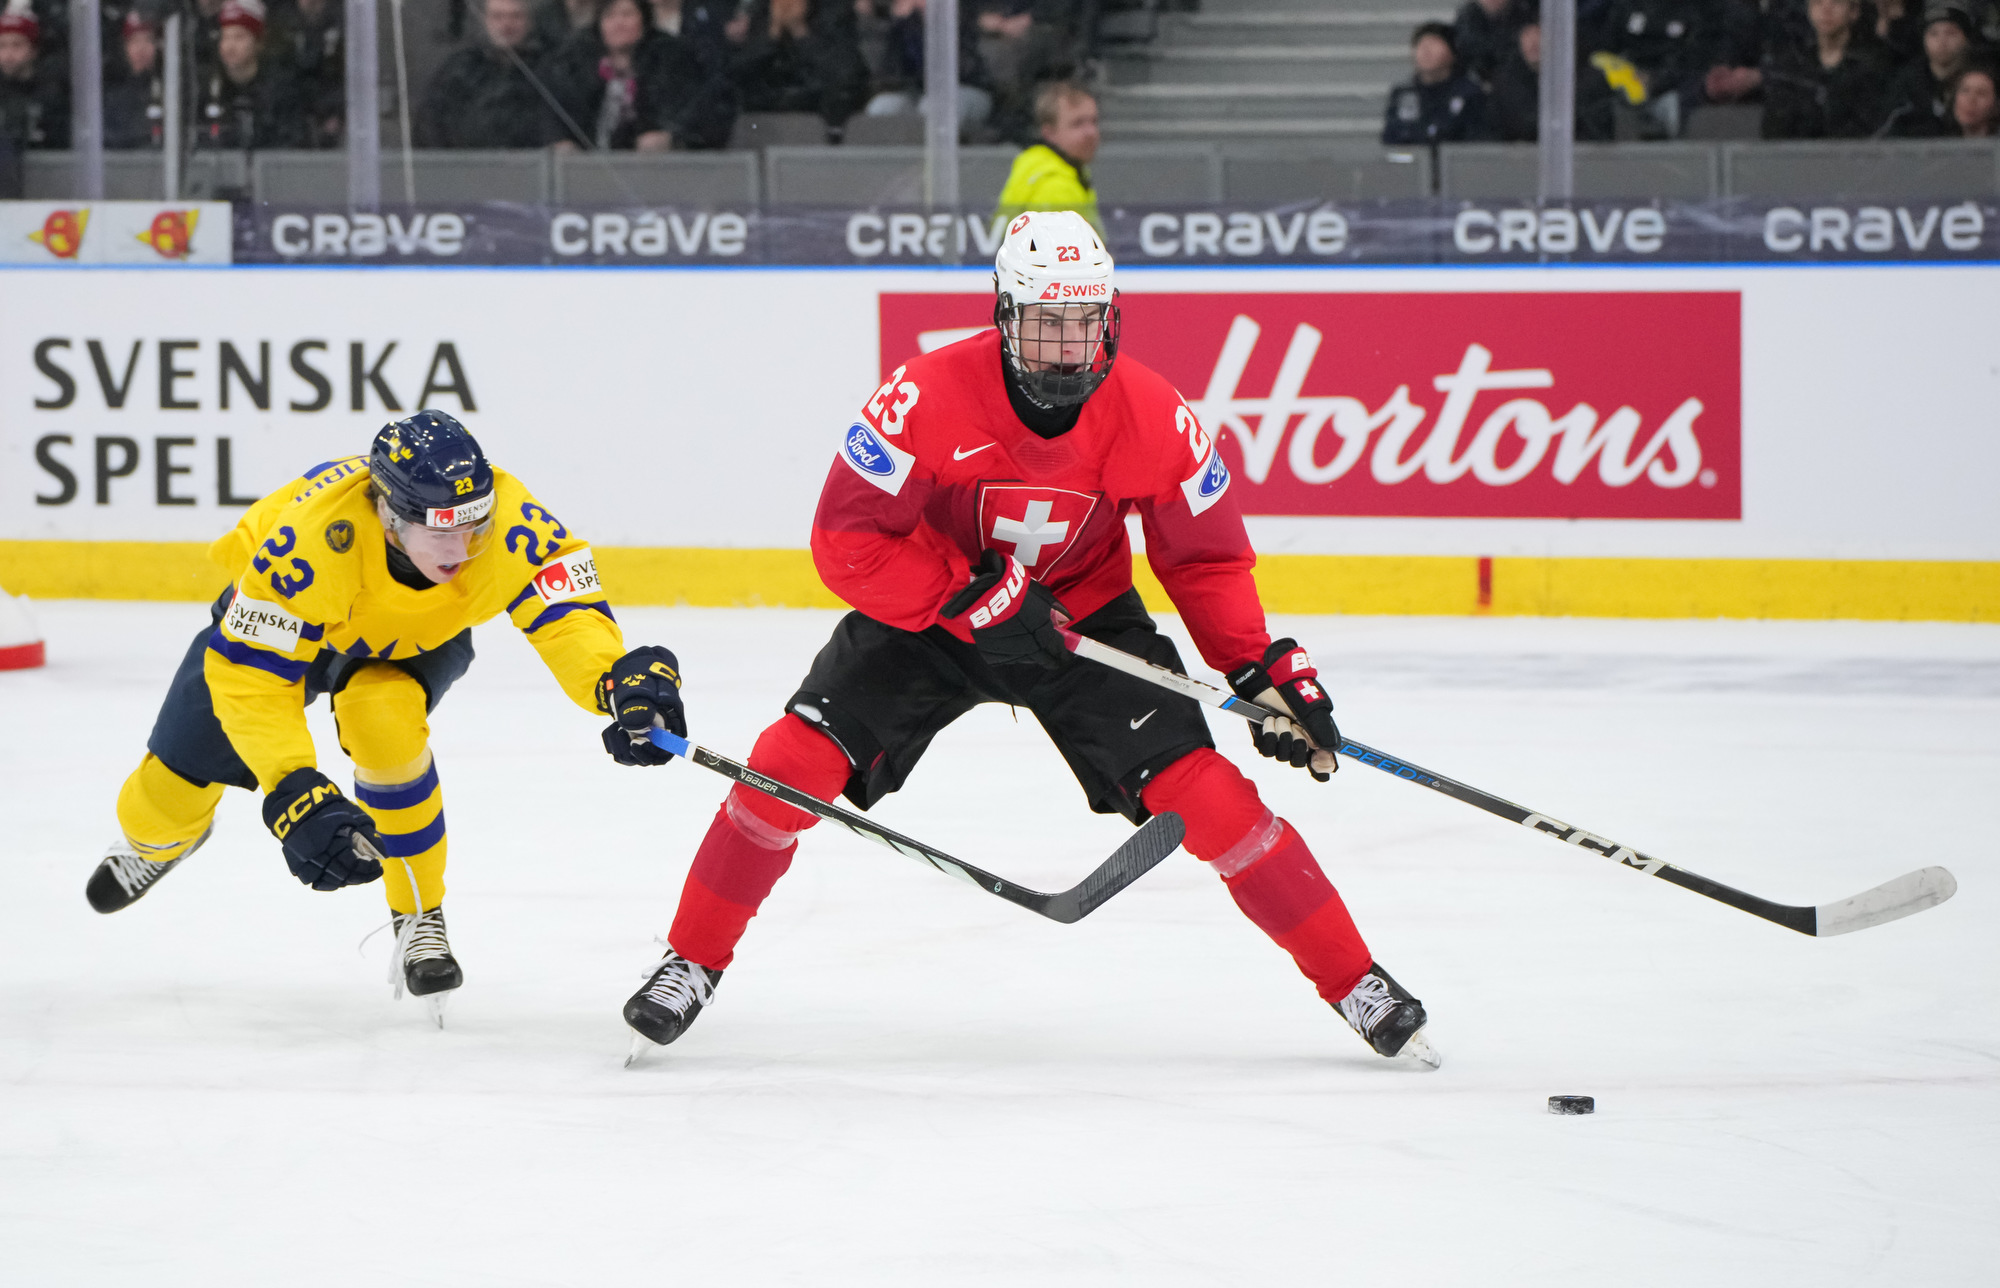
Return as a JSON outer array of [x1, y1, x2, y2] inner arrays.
[[1197, 450, 1229, 498], [845, 423, 893, 476]]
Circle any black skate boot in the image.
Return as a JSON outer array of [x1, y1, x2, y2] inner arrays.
[[1335, 963, 1441, 1069], [623, 946, 722, 1066], [86, 828, 211, 914], [391, 907, 462, 1027]]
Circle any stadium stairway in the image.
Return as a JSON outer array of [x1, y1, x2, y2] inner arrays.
[[1099, 0, 1452, 146]]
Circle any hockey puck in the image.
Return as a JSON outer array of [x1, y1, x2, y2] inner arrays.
[[1548, 1095, 1595, 1115]]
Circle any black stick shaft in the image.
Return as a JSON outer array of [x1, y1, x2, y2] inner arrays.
[[648, 729, 1182, 924], [1059, 630, 1824, 933]]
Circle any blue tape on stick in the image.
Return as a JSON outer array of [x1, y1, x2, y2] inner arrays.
[[647, 727, 691, 758]]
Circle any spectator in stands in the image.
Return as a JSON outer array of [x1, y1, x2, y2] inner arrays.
[[0, 0, 66, 149], [1947, 61, 1998, 132], [996, 79, 1099, 229], [1881, 1, 1976, 135], [192, 0, 227, 75], [978, 0, 1071, 138], [418, 0, 552, 147], [1762, 0, 1890, 135], [1485, 19, 1540, 138], [106, 9, 166, 148], [862, 0, 993, 135], [727, 0, 870, 129], [536, 0, 597, 52], [541, 0, 701, 149], [1867, 0, 1925, 63], [1382, 21, 1486, 144], [1703, 0, 1812, 105], [1586, 0, 1715, 136], [196, 0, 310, 149], [268, 0, 344, 148], [1454, 0, 1530, 85]]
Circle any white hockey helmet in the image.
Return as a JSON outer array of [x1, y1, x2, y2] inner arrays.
[[992, 209, 1120, 408]]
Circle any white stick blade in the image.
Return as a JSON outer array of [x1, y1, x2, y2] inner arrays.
[[1815, 866, 1958, 937]]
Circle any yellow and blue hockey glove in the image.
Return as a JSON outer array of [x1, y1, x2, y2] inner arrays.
[[600, 645, 687, 766], [262, 768, 385, 890]]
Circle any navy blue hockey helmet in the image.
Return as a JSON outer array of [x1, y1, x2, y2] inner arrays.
[[368, 410, 495, 529]]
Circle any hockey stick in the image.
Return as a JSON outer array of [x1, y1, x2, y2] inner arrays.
[[646, 728, 1184, 924], [1057, 629, 1957, 938]]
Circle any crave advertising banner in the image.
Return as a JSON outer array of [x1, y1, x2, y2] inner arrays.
[[880, 292, 1740, 523], [1, 265, 1994, 564], [229, 199, 2000, 267]]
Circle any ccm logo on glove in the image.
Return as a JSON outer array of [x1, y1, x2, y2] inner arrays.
[[262, 767, 386, 891], [600, 645, 688, 766]]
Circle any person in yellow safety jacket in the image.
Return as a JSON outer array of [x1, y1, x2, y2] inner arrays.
[[86, 410, 688, 1019], [995, 80, 1103, 233]]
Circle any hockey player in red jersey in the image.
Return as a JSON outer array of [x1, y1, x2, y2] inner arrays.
[[621, 210, 1438, 1068]]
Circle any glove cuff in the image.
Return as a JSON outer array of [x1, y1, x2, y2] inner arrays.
[[1261, 637, 1318, 687]]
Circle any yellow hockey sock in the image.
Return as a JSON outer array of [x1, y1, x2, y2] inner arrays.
[[335, 665, 446, 915], [354, 755, 447, 916], [115, 754, 224, 860]]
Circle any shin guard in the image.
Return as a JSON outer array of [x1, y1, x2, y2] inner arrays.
[[1144, 749, 1373, 1004], [354, 757, 447, 915], [336, 666, 445, 915], [668, 716, 850, 970], [115, 753, 224, 861]]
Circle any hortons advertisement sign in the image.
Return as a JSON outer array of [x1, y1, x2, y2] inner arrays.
[[879, 292, 1742, 521]]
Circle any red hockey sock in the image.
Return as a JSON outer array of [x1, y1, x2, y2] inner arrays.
[[1144, 749, 1373, 1004], [668, 716, 850, 970]]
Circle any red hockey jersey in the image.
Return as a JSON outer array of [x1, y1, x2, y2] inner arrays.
[[810, 329, 1272, 675]]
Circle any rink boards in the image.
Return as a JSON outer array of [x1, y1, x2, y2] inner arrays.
[[0, 263, 1994, 620]]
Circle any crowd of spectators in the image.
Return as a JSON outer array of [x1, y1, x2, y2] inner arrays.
[[1384, 0, 2000, 143], [0, 0, 1094, 153]]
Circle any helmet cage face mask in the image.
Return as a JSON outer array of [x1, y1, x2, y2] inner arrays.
[[995, 292, 1122, 409]]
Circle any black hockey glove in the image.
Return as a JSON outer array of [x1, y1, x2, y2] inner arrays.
[[599, 645, 687, 767], [1228, 638, 1342, 782], [262, 768, 385, 891], [942, 548, 1071, 671]]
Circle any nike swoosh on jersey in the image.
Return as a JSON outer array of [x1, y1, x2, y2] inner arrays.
[[1130, 710, 1157, 730], [953, 443, 997, 460]]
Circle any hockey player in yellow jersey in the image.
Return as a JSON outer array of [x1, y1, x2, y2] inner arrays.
[[88, 411, 689, 1019]]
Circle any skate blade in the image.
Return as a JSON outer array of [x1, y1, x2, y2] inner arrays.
[[1395, 1028, 1442, 1070], [624, 1031, 660, 1069], [424, 992, 448, 1030]]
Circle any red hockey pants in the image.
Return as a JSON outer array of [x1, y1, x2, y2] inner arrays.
[[667, 717, 1372, 1003]]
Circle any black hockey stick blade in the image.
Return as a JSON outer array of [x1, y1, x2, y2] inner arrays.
[[648, 729, 1184, 924], [1058, 630, 1960, 938]]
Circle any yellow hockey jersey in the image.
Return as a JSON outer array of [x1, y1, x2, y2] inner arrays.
[[204, 457, 625, 790]]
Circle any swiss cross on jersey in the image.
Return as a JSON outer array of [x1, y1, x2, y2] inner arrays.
[[977, 485, 1100, 574]]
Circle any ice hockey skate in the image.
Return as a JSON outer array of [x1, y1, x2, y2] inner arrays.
[[623, 946, 721, 1066], [1336, 963, 1441, 1069], [391, 906, 462, 1028], [85, 827, 211, 914]]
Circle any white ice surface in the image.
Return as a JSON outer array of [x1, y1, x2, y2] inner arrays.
[[4, 603, 1997, 1285]]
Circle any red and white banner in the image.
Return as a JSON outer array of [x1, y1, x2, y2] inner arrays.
[[881, 292, 1741, 521]]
